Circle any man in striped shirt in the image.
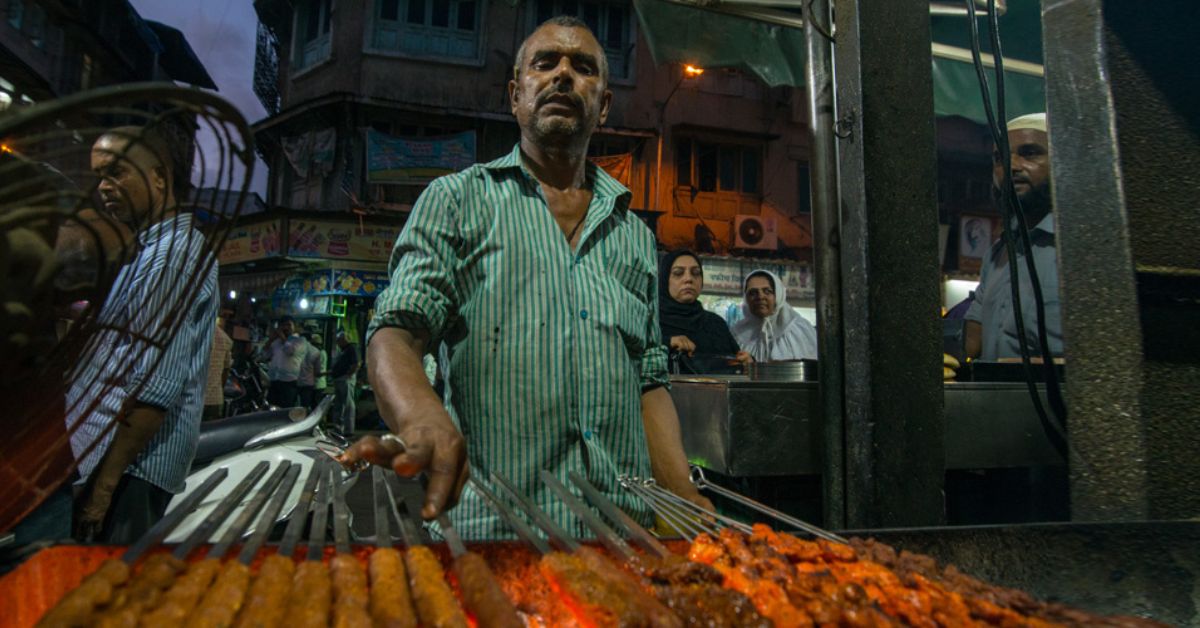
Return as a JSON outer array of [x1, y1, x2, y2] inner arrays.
[[67, 123, 218, 543], [345, 16, 712, 538]]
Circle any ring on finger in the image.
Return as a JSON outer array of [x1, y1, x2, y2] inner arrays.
[[380, 433, 407, 452]]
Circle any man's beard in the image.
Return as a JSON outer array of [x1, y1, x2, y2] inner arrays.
[[529, 88, 593, 142], [533, 114, 584, 138], [994, 180, 1053, 218]]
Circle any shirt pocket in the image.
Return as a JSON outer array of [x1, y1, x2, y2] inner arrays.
[[603, 261, 652, 357]]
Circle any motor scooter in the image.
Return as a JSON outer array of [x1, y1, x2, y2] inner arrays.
[[164, 395, 355, 542], [224, 360, 271, 416]]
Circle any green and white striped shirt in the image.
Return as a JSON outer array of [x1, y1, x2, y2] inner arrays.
[[368, 144, 668, 539]]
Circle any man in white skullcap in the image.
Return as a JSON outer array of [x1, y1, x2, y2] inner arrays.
[[965, 113, 1063, 361]]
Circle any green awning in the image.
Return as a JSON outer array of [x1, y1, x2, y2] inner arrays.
[[633, 0, 1045, 124]]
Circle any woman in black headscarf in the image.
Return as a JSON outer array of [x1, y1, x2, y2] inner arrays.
[[658, 250, 748, 373]]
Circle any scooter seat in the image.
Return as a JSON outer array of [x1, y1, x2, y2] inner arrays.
[[194, 408, 305, 463]]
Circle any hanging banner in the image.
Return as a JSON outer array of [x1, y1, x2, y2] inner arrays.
[[589, 153, 633, 187], [288, 219, 401, 263], [366, 129, 476, 183], [218, 219, 283, 265]]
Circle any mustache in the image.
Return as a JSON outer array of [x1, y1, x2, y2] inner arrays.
[[536, 87, 583, 110]]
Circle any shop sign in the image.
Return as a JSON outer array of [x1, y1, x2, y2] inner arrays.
[[218, 220, 283, 265], [288, 220, 401, 263], [698, 256, 814, 299], [321, 269, 390, 298], [366, 130, 476, 183]]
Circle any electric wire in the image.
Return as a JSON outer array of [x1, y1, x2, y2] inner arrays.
[[963, 0, 1069, 456]]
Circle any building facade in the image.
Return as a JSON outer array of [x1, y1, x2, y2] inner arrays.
[[1, 0, 215, 110], [251, 0, 816, 260]]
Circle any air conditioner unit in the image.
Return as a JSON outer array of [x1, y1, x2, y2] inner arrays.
[[734, 215, 778, 250]]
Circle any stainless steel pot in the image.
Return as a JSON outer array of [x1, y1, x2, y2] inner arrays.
[[746, 359, 818, 381]]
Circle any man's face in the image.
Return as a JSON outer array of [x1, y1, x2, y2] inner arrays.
[[667, 255, 703, 304], [280, 320, 294, 336], [91, 134, 167, 227], [993, 128, 1050, 204], [745, 275, 776, 318], [509, 25, 612, 145]]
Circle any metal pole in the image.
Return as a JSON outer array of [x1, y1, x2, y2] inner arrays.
[[834, 0, 944, 528], [803, 0, 846, 530]]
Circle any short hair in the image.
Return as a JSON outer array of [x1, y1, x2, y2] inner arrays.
[[99, 116, 195, 200], [513, 16, 609, 85]]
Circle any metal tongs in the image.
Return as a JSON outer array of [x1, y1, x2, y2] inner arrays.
[[620, 465, 847, 544]]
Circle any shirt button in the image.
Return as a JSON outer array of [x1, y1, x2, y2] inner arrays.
[[580, 309, 589, 320], [583, 429, 593, 440]]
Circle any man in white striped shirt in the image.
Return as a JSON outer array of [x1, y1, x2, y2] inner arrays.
[[66, 122, 218, 543]]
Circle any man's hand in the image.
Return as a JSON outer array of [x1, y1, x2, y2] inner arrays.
[[669, 335, 697, 356], [734, 351, 753, 368], [640, 387, 715, 513], [355, 327, 468, 519], [73, 479, 117, 541], [340, 411, 468, 519]]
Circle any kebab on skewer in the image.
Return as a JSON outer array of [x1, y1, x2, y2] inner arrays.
[[282, 458, 336, 628], [35, 469, 230, 628], [366, 467, 417, 628], [96, 462, 273, 628], [549, 471, 769, 628], [484, 473, 683, 628], [380, 472, 470, 628], [233, 458, 325, 628], [138, 461, 294, 627], [329, 464, 371, 628]]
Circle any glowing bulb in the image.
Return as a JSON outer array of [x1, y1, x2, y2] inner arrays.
[[684, 64, 705, 77], [299, 298, 310, 310], [250, 297, 257, 303], [228, 290, 237, 300]]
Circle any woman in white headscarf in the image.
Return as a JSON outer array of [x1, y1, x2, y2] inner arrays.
[[731, 269, 819, 361]]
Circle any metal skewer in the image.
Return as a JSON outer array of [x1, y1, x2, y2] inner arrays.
[[688, 466, 848, 543], [207, 461, 291, 559], [371, 466, 393, 547], [172, 461, 271, 560], [332, 464, 353, 555], [277, 460, 323, 558], [539, 471, 638, 563], [567, 471, 671, 559], [469, 477, 552, 555], [491, 472, 579, 553], [307, 459, 333, 561], [239, 463, 302, 564], [121, 468, 227, 564]]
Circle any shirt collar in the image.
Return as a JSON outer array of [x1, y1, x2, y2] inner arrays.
[[483, 143, 632, 211], [138, 212, 194, 246]]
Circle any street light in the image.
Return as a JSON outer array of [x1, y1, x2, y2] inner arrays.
[[656, 63, 705, 212]]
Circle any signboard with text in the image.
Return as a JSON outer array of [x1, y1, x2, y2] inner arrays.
[[366, 129, 476, 183], [699, 256, 814, 299], [218, 220, 283, 265], [288, 219, 401, 263]]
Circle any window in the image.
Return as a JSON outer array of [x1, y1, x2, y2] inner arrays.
[[676, 139, 762, 196], [372, 0, 482, 61], [531, 0, 634, 81], [7, 0, 23, 30], [293, 0, 332, 72], [796, 164, 811, 214]]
